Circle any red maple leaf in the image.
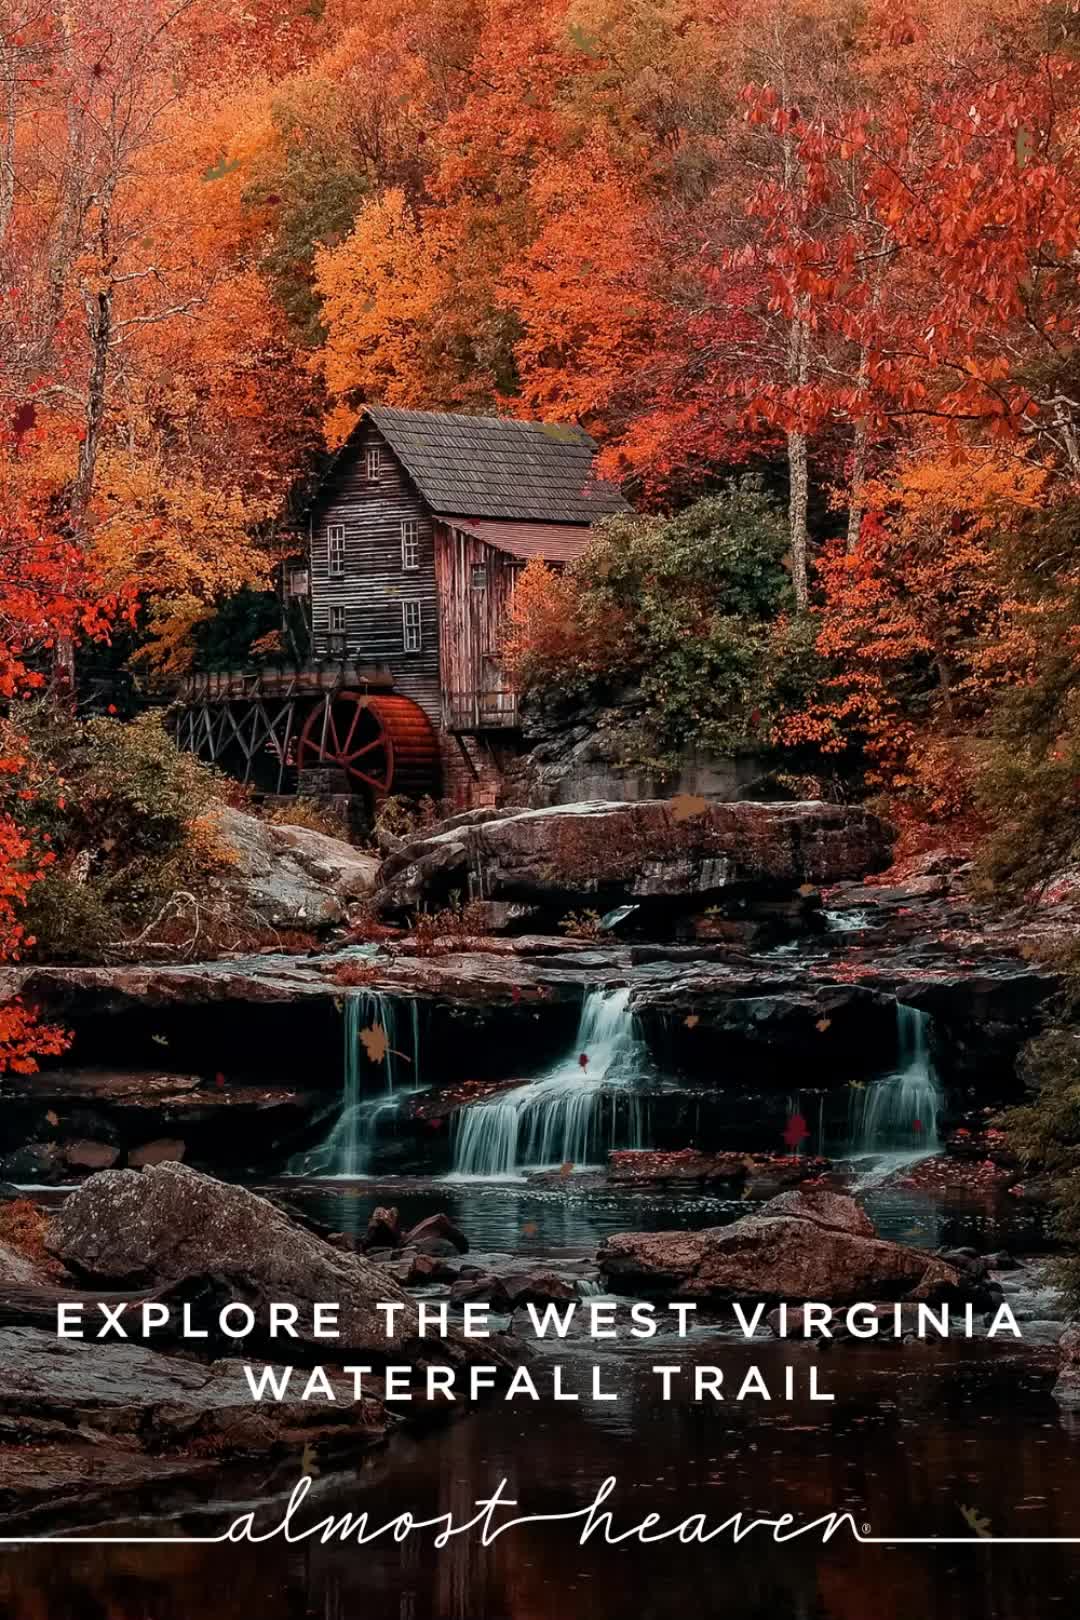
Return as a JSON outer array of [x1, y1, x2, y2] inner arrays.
[[578, 1052, 589, 1069], [783, 1113, 810, 1151]]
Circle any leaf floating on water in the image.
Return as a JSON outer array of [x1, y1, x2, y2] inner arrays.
[[669, 793, 709, 823], [959, 1503, 992, 1539], [815, 1018, 832, 1033], [684, 1014, 700, 1029], [360, 1023, 388, 1064]]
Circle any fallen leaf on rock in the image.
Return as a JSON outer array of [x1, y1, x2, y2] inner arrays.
[[559, 1161, 574, 1178], [815, 1018, 832, 1033], [45, 1109, 58, 1127], [684, 1015, 700, 1029], [669, 793, 708, 822]]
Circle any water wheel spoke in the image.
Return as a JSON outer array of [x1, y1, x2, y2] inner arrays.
[[340, 699, 365, 757], [341, 736, 384, 765], [349, 761, 391, 790]]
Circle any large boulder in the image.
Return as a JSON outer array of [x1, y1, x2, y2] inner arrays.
[[375, 800, 891, 919], [46, 1161, 419, 1355], [598, 1189, 966, 1304], [211, 804, 378, 930]]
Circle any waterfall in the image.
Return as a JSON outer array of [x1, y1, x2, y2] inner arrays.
[[847, 1003, 941, 1181], [292, 990, 419, 1178], [450, 987, 647, 1179]]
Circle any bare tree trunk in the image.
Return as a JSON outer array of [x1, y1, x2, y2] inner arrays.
[[847, 412, 867, 552], [787, 314, 810, 611], [0, 34, 15, 245]]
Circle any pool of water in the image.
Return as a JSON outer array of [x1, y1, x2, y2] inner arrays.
[[8, 1321, 1079, 1618], [7, 1173, 1074, 1616], [279, 1173, 1049, 1258]]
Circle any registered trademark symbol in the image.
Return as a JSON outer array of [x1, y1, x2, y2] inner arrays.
[[861, 1522, 872, 1536]]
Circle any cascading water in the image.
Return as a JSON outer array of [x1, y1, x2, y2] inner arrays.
[[846, 1003, 941, 1183], [292, 990, 420, 1178], [450, 987, 647, 1179]]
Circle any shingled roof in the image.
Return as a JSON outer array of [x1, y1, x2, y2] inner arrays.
[[364, 405, 629, 524]]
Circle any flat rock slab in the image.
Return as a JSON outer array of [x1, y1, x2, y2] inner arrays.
[[374, 799, 892, 916], [599, 1189, 966, 1304], [0, 1326, 392, 1521]]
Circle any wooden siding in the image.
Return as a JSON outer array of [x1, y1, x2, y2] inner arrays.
[[309, 422, 442, 725], [434, 523, 519, 729]]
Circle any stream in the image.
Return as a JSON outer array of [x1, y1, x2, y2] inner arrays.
[[4, 898, 1078, 1614]]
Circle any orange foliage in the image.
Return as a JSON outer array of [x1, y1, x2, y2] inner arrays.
[[780, 448, 1049, 813], [499, 559, 597, 691]]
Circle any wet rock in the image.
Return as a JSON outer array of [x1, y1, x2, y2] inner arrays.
[[499, 1270, 579, 1308], [63, 1140, 120, 1171], [412, 1236, 462, 1260], [0, 1142, 65, 1185], [449, 1275, 511, 1309], [607, 1149, 831, 1188], [634, 976, 898, 1080], [128, 1138, 186, 1168], [0, 1324, 392, 1515], [364, 1206, 402, 1250], [375, 800, 892, 920], [402, 1213, 469, 1255], [0, 1241, 43, 1287], [46, 1161, 421, 1356], [598, 1189, 967, 1305]]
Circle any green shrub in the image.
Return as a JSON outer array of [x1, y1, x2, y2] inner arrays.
[[8, 703, 230, 961]]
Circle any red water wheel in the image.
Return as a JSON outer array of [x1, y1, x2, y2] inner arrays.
[[296, 692, 439, 799]]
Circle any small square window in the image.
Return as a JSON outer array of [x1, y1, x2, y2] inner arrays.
[[327, 523, 346, 577], [402, 599, 422, 652], [470, 563, 487, 591], [364, 446, 381, 483], [286, 566, 309, 597], [401, 519, 419, 570]]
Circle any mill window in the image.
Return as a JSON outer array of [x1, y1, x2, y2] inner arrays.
[[402, 598, 422, 652], [328, 603, 346, 655], [364, 446, 381, 483], [401, 519, 420, 570], [327, 523, 346, 577]]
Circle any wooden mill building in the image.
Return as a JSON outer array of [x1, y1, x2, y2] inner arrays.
[[289, 404, 629, 806]]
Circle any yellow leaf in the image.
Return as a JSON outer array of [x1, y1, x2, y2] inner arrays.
[[670, 793, 708, 822]]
